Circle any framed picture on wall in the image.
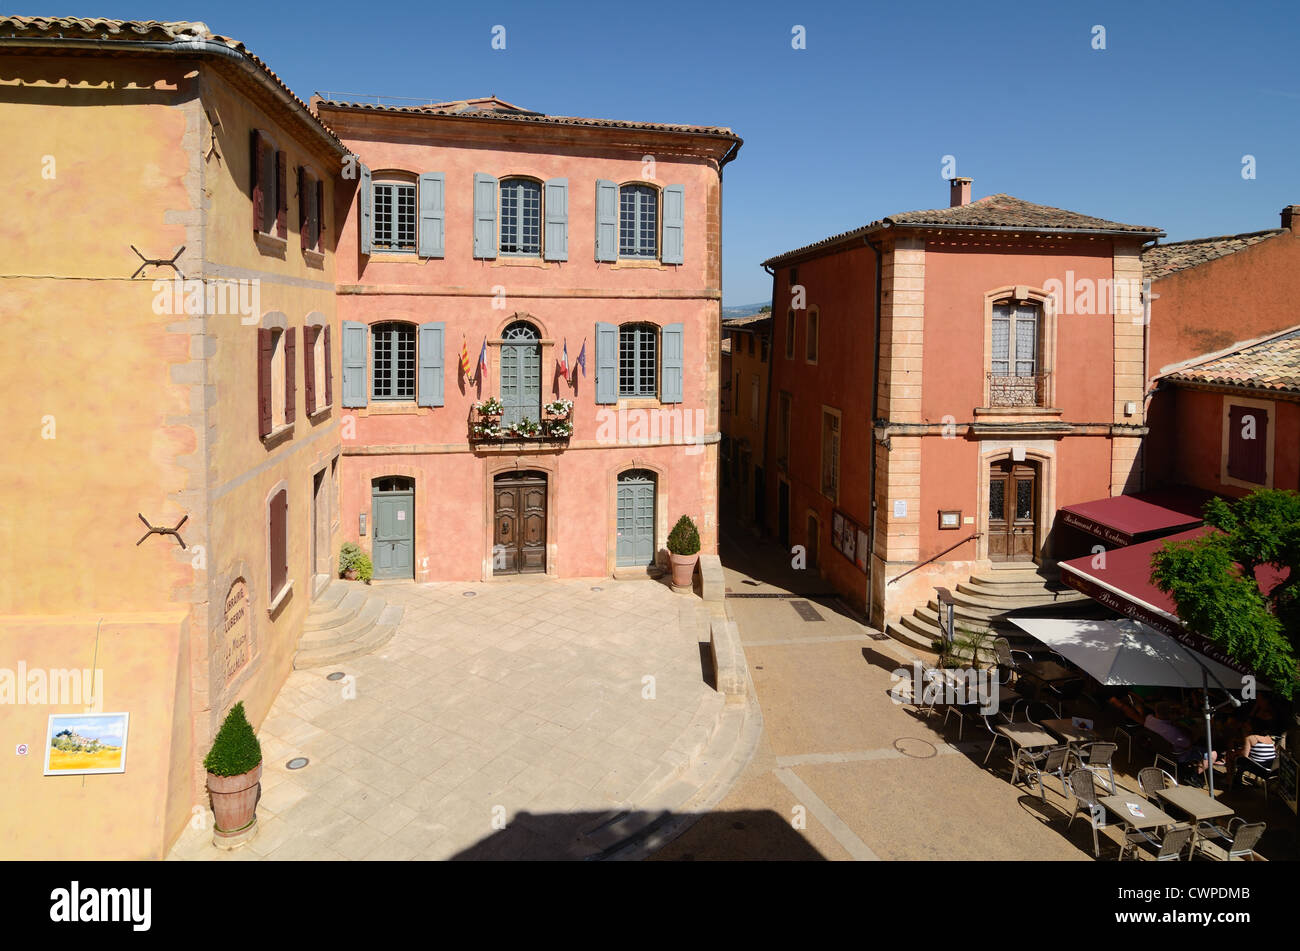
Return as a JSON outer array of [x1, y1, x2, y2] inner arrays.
[[938, 510, 962, 530], [44, 713, 129, 776]]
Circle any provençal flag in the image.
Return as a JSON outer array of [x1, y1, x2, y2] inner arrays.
[[459, 336, 470, 376]]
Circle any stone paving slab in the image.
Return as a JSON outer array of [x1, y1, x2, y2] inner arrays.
[[170, 577, 727, 861]]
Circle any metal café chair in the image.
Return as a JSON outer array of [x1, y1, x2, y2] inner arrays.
[[1070, 741, 1118, 795], [1138, 766, 1178, 798], [1195, 818, 1266, 861], [1014, 744, 1072, 804], [1119, 822, 1194, 862], [1065, 767, 1103, 859]]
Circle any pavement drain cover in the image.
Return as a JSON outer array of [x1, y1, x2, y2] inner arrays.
[[326, 672, 345, 681], [790, 600, 825, 622], [742, 579, 761, 586], [286, 757, 309, 770], [591, 586, 603, 592], [892, 738, 937, 759], [463, 591, 476, 597]]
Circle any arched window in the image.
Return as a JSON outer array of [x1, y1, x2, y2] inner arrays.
[[500, 178, 542, 256], [372, 321, 415, 400], [500, 320, 541, 426], [616, 469, 657, 567], [618, 322, 658, 397], [619, 184, 658, 258]]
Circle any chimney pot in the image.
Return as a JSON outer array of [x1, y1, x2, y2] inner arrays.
[[1282, 205, 1300, 234], [950, 177, 972, 208]]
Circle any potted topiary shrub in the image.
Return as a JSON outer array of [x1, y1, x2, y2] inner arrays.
[[204, 701, 263, 846], [667, 514, 701, 590], [339, 542, 373, 583]]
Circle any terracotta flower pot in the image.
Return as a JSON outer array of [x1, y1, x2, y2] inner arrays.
[[669, 552, 699, 590], [343, 568, 358, 580], [207, 762, 262, 834]]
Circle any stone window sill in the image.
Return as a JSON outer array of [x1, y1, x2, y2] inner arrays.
[[973, 406, 1063, 416], [267, 580, 293, 614], [262, 422, 293, 447], [302, 247, 325, 269], [617, 396, 662, 410], [308, 403, 332, 421], [493, 257, 551, 268], [368, 251, 419, 262], [611, 259, 667, 270], [254, 231, 288, 257], [368, 402, 422, 416]]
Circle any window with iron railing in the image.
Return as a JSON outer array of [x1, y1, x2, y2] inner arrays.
[[989, 301, 1046, 406]]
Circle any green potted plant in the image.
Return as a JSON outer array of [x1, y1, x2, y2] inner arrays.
[[666, 515, 701, 590], [339, 542, 373, 582], [204, 701, 262, 844], [476, 396, 504, 417]]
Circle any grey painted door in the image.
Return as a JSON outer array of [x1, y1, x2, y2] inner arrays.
[[616, 471, 656, 567], [372, 479, 414, 579], [500, 322, 541, 427]]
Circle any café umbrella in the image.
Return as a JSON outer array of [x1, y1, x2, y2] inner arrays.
[[1008, 616, 1244, 796]]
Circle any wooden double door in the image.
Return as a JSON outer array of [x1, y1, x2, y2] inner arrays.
[[493, 471, 547, 574], [988, 459, 1038, 563]]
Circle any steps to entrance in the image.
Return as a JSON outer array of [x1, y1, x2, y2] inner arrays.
[[293, 580, 403, 669], [885, 567, 1088, 659]]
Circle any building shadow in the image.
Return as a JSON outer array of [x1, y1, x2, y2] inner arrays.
[[448, 808, 827, 861]]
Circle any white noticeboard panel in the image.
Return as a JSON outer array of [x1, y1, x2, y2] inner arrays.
[[893, 500, 907, 518]]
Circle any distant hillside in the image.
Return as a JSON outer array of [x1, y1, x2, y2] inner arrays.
[[722, 302, 771, 318]]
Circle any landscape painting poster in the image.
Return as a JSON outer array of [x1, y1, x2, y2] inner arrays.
[[43, 713, 129, 776]]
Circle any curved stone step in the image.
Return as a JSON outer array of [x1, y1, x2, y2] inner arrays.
[[913, 604, 990, 637], [305, 588, 368, 631], [312, 582, 351, 611], [969, 569, 1057, 585], [886, 621, 936, 653], [958, 580, 1074, 599], [950, 588, 1085, 614], [293, 604, 402, 669], [298, 597, 387, 650]]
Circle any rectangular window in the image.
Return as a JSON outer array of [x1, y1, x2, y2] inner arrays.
[[806, 310, 819, 363], [821, 408, 840, 502], [619, 185, 658, 258], [785, 310, 795, 359], [257, 142, 278, 234], [269, 487, 288, 599], [618, 324, 658, 397], [750, 377, 760, 424], [1227, 404, 1269, 484], [777, 392, 791, 466], [372, 323, 416, 400], [372, 182, 417, 252], [500, 179, 542, 255]]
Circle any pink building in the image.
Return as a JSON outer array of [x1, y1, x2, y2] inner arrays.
[[315, 97, 740, 581]]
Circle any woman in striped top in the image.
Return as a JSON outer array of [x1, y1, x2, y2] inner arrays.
[[1230, 720, 1278, 787]]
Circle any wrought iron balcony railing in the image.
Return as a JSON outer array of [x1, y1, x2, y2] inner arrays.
[[986, 372, 1050, 408], [468, 399, 573, 446]]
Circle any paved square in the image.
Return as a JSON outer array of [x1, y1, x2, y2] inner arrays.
[[170, 578, 721, 861]]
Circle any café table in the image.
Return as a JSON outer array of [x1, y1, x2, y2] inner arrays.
[[1153, 785, 1235, 855], [1099, 794, 1177, 836], [1042, 718, 1098, 747], [986, 723, 1059, 779]]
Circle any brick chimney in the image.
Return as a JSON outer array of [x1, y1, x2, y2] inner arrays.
[[950, 177, 972, 208], [1282, 205, 1300, 233]]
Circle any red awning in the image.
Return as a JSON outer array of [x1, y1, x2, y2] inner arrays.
[[1058, 526, 1288, 678], [1056, 486, 1212, 547]]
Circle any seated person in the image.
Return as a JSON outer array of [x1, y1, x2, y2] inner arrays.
[[1231, 721, 1279, 785]]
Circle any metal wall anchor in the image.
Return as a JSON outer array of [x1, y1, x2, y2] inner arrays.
[[130, 245, 185, 280], [136, 513, 188, 550]]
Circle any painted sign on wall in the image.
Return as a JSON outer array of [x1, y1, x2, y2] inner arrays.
[[222, 579, 251, 687]]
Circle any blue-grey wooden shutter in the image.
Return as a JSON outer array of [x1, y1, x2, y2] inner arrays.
[[660, 322, 684, 403], [595, 322, 618, 404], [418, 323, 445, 407], [418, 172, 445, 258], [359, 164, 373, 255], [595, 180, 617, 262], [473, 173, 498, 259], [662, 184, 685, 264], [342, 320, 368, 407], [543, 178, 568, 261]]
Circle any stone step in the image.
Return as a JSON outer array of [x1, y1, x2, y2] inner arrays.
[[888, 620, 939, 653], [293, 604, 402, 669], [958, 579, 1074, 599], [969, 568, 1057, 585], [299, 597, 387, 650], [311, 581, 351, 611], [949, 588, 1086, 614], [305, 588, 368, 632]]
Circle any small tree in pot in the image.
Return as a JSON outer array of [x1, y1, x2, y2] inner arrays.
[[667, 515, 701, 590], [204, 701, 263, 846]]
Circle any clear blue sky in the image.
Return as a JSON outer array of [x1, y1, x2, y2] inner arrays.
[[79, 0, 1300, 304]]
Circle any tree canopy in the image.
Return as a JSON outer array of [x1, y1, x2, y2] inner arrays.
[[1150, 489, 1300, 699]]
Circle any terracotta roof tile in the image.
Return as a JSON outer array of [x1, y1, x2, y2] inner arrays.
[[1166, 326, 1300, 394], [0, 15, 345, 152], [762, 193, 1162, 266], [1142, 229, 1284, 282], [722, 313, 773, 330], [314, 98, 740, 141]]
